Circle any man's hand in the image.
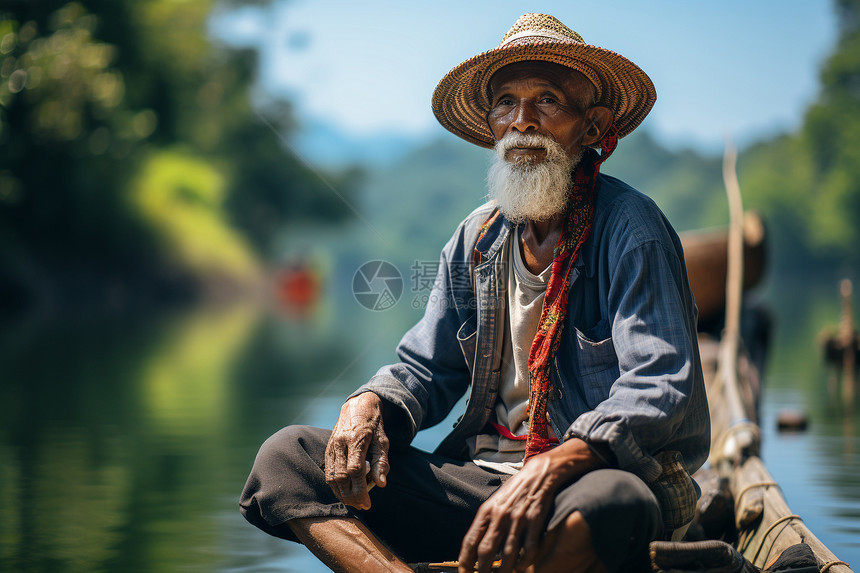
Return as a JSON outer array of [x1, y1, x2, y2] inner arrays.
[[457, 438, 607, 573], [324, 392, 391, 510]]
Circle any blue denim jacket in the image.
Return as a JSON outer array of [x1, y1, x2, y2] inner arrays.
[[354, 174, 710, 487]]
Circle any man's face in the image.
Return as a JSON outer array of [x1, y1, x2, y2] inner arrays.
[[487, 61, 595, 164]]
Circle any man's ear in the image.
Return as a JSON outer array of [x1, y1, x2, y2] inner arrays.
[[581, 106, 614, 146]]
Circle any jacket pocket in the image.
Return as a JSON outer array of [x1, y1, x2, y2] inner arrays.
[[457, 316, 478, 375], [574, 323, 618, 409]]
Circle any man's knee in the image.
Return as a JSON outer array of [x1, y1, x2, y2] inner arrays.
[[239, 425, 332, 530], [253, 424, 329, 474], [536, 511, 607, 573], [547, 469, 661, 572], [256, 422, 327, 467], [576, 469, 661, 532]]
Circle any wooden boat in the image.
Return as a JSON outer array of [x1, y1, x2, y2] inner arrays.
[[684, 330, 854, 572], [655, 147, 854, 572]]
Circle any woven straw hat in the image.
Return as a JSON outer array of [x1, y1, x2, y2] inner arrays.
[[432, 13, 656, 149]]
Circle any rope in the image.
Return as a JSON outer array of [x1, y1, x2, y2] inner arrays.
[[712, 420, 761, 464], [820, 560, 850, 572], [751, 514, 802, 565], [734, 481, 779, 511]]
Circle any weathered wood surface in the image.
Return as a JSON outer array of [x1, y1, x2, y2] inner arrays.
[[700, 330, 854, 572], [731, 456, 852, 572], [699, 336, 760, 466]]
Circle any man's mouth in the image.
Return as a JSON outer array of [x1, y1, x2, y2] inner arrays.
[[507, 145, 547, 154], [497, 133, 557, 163], [506, 146, 548, 162]]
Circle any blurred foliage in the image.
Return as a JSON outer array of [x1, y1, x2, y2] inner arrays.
[[130, 148, 258, 281], [0, 0, 355, 310], [2, 0, 858, 312], [610, 0, 860, 282], [604, 131, 727, 231], [739, 0, 860, 278]]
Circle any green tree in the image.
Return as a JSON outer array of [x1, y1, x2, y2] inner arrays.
[[739, 0, 860, 276], [0, 0, 354, 309], [802, 0, 860, 264]]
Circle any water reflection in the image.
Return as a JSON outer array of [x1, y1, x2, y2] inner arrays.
[[0, 302, 357, 573], [1, 275, 859, 572], [761, 278, 860, 566]]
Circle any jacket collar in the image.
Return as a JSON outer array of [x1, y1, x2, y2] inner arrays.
[[474, 207, 512, 265]]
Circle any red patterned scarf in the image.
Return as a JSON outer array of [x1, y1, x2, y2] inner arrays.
[[475, 127, 618, 461]]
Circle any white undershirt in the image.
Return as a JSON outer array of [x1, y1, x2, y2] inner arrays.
[[469, 227, 551, 474]]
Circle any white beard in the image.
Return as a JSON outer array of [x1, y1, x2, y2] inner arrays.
[[486, 133, 581, 224]]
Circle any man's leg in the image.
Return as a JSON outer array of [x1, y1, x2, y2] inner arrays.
[[240, 425, 509, 566], [240, 425, 352, 541], [288, 516, 414, 573], [532, 469, 662, 573], [529, 511, 606, 573], [241, 425, 413, 572]]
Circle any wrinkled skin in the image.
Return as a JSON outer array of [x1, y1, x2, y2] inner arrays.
[[487, 61, 613, 272], [324, 392, 390, 510], [487, 61, 612, 166], [457, 438, 606, 573]]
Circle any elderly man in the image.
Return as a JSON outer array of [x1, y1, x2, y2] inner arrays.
[[241, 13, 709, 573]]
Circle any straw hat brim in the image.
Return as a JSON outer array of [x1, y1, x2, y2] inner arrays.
[[432, 37, 656, 149]]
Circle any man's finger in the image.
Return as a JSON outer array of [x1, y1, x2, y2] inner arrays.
[[497, 518, 526, 573], [369, 456, 389, 488], [324, 438, 349, 499], [334, 464, 372, 510], [369, 424, 390, 488], [516, 511, 545, 569], [460, 511, 508, 573], [458, 518, 490, 573], [344, 433, 371, 492], [475, 524, 504, 573], [349, 466, 368, 496], [344, 481, 372, 510]]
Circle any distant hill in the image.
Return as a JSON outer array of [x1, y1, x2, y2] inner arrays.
[[358, 138, 492, 262], [607, 130, 726, 232], [352, 129, 728, 265], [291, 120, 424, 169]]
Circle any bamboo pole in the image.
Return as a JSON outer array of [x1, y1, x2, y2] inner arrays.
[[712, 137, 759, 467], [839, 279, 856, 408]]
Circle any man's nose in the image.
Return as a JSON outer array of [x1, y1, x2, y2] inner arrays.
[[510, 101, 539, 133]]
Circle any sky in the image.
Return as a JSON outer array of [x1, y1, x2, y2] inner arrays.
[[212, 1, 838, 154]]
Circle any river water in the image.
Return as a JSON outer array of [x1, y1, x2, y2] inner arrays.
[[0, 272, 857, 572]]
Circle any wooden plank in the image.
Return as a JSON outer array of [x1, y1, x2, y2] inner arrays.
[[731, 456, 853, 572]]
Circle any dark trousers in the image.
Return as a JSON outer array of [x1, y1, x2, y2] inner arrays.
[[240, 425, 661, 571]]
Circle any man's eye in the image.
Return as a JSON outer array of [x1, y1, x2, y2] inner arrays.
[[540, 97, 556, 104], [496, 98, 514, 107]]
